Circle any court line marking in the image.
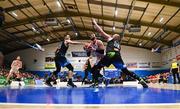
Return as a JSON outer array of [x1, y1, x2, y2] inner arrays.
[[0, 103, 180, 106]]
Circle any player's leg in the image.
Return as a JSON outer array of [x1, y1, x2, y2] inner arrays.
[[66, 63, 77, 87], [175, 69, 180, 83], [45, 57, 61, 87], [5, 70, 13, 85], [91, 55, 111, 86], [113, 54, 148, 88], [51, 61, 61, 85], [82, 69, 89, 85], [172, 69, 176, 84], [15, 71, 22, 86]]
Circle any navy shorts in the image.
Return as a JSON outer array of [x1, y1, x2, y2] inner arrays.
[[55, 56, 70, 67], [98, 52, 127, 70]]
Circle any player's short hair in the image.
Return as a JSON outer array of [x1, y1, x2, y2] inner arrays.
[[65, 35, 70, 40], [90, 34, 96, 41]]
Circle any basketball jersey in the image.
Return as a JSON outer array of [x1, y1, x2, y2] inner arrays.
[[106, 38, 120, 53], [11, 60, 22, 70], [91, 42, 98, 50], [91, 41, 104, 55], [171, 62, 178, 69], [56, 41, 69, 56]]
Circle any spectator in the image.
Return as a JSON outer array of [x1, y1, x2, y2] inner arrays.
[[170, 59, 180, 84]]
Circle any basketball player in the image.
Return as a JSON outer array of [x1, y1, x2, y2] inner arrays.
[[84, 35, 110, 87], [89, 34, 105, 63], [91, 19, 148, 88], [82, 56, 93, 85], [170, 59, 180, 84], [45, 35, 85, 87], [5, 56, 22, 85]]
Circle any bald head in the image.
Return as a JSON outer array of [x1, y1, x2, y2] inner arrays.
[[16, 56, 21, 60], [113, 34, 120, 40]]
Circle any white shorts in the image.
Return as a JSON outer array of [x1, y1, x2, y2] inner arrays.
[[9, 68, 19, 74]]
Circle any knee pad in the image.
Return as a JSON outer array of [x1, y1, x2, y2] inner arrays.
[[67, 64, 74, 72]]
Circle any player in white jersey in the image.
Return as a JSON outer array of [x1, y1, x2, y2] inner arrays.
[[84, 34, 105, 65], [84, 34, 110, 87], [5, 56, 22, 85]]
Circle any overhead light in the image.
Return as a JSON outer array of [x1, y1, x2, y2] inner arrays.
[[32, 27, 36, 31], [75, 32, 78, 36], [56, 1, 61, 7], [34, 43, 45, 51], [115, 9, 118, 16], [11, 11, 18, 17], [32, 27, 40, 33], [139, 43, 142, 46], [148, 32, 151, 36], [159, 17, 164, 23], [47, 38, 50, 42], [113, 26, 116, 31], [67, 19, 71, 24]]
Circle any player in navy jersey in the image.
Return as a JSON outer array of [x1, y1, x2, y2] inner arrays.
[[45, 35, 85, 87], [91, 19, 148, 88]]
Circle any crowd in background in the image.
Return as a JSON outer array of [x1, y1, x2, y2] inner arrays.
[[0, 68, 173, 85], [0, 68, 40, 80], [55, 71, 170, 84], [145, 72, 169, 83]]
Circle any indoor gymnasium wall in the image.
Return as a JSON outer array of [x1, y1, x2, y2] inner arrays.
[[161, 37, 180, 69], [5, 40, 163, 77]]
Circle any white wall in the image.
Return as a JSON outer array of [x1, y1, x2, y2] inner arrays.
[[5, 40, 162, 71], [161, 37, 180, 68]]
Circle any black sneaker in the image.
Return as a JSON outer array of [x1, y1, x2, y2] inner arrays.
[[67, 82, 77, 88], [139, 79, 148, 88], [53, 81, 57, 85], [81, 81, 84, 85], [19, 82, 22, 86], [45, 80, 53, 87]]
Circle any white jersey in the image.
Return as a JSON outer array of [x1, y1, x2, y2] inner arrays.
[[91, 43, 98, 50], [10, 60, 22, 73]]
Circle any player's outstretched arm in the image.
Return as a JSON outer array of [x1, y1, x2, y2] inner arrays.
[[92, 18, 111, 41], [66, 40, 85, 45]]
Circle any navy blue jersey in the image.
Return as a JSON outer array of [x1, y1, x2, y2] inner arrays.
[[106, 39, 120, 53], [56, 41, 69, 56]]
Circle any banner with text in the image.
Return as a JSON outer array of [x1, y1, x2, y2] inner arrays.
[[138, 62, 151, 68], [44, 57, 55, 69]]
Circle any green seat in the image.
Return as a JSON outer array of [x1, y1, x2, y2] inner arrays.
[[0, 78, 6, 85]]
